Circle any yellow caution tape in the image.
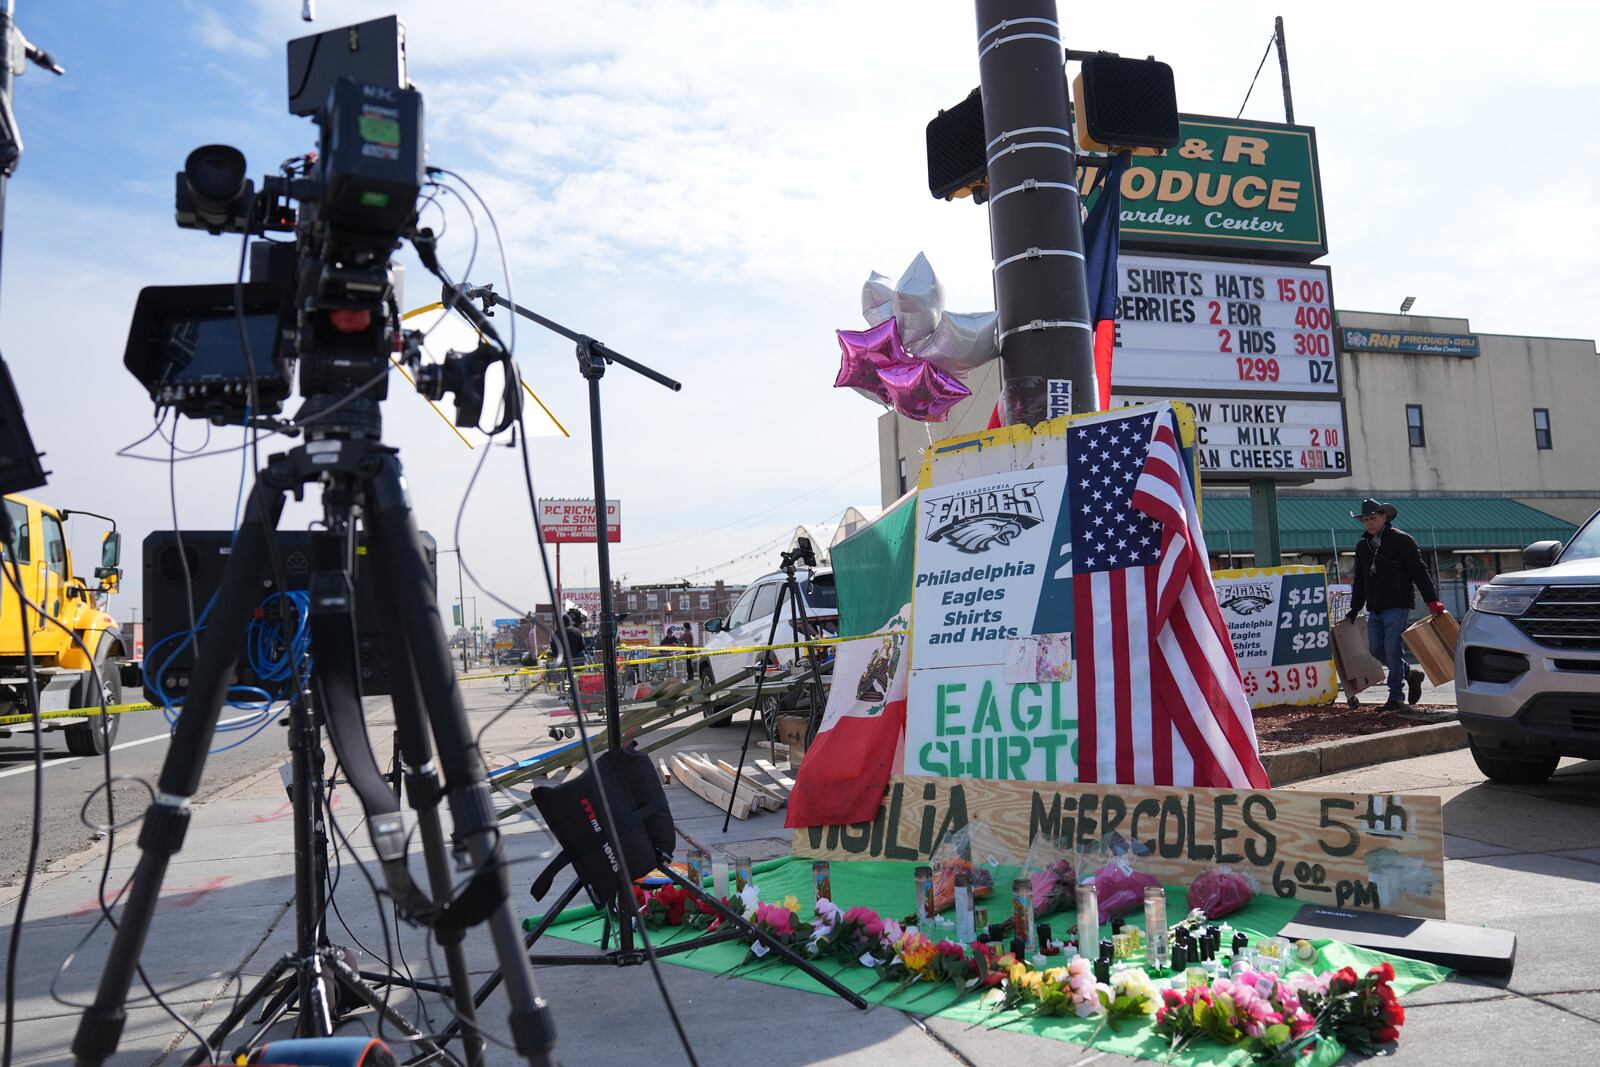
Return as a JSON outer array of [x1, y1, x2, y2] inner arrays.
[[0, 701, 162, 728]]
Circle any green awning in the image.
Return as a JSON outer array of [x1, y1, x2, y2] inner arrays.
[[1201, 496, 1579, 554]]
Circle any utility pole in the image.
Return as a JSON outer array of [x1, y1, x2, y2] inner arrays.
[[438, 547, 468, 670], [1247, 14, 1297, 569], [0, 1, 63, 294], [1274, 15, 1294, 124], [975, 0, 1095, 425]]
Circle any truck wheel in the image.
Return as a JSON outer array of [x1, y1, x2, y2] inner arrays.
[[66, 657, 123, 757], [1468, 739, 1558, 784], [701, 665, 732, 727]]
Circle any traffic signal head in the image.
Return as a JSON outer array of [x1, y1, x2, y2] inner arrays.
[[1074, 54, 1179, 152], [926, 88, 989, 202]]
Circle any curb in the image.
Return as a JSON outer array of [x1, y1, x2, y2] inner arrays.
[[1264, 720, 1468, 785]]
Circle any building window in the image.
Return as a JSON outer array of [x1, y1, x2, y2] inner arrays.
[[679, 595, 690, 611], [1405, 404, 1425, 448], [897, 457, 907, 494], [1534, 408, 1552, 450], [646, 593, 658, 609], [699, 593, 710, 610]]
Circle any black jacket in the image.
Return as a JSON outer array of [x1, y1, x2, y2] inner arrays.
[[1350, 523, 1438, 613]]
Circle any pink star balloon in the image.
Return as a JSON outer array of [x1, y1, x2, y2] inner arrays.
[[878, 357, 971, 422], [834, 317, 911, 403]]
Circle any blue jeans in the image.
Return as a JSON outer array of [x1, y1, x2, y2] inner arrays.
[[1367, 607, 1411, 701]]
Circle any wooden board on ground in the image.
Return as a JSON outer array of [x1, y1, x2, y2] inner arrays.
[[753, 759, 794, 794], [671, 754, 753, 819], [791, 775, 1446, 919], [715, 758, 787, 806], [681, 753, 776, 812]]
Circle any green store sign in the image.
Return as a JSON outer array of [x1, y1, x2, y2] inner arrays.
[[1081, 115, 1327, 261]]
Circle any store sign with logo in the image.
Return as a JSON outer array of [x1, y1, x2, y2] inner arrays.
[[1339, 328, 1480, 357], [1081, 115, 1326, 260], [1212, 565, 1336, 708]]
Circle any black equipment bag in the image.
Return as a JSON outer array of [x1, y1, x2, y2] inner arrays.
[[529, 743, 676, 905]]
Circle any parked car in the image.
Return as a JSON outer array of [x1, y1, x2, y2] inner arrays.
[[1455, 510, 1600, 783], [697, 568, 838, 735]]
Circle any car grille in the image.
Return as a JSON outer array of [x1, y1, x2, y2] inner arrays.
[[1513, 586, 1600, 651], [1521, 694, 1600, 736]]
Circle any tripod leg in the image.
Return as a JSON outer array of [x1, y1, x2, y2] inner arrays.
[[365, 454, 557, 1067], [367, 533, 484, 1066], [71, 483, 287, 1067], [723, 580, 791, 833]]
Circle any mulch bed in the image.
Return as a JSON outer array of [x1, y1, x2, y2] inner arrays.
[[1252, 701, 1455, 751]]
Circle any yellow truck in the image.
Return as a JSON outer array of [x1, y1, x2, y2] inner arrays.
[[1, 494, 132, 754]]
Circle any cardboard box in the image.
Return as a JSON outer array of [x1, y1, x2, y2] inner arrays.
[[775, 715, 809, 768], [1330, 616, 1386, 699], [1403, 611, 1460, 685]]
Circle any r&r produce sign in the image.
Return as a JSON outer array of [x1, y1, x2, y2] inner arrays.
[[1080, 114, 1326, 260], [793, 775, 1446, 919], [1212, 566, 1336, 708]]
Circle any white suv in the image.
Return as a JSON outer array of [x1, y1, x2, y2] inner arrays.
[[1456, 509, 1600, 783], [698, 568, 838, 732]]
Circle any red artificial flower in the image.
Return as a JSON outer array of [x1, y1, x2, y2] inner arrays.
[[1370, 962, 1396, 985], [696, 897, 717, 916], [1329, 967, 1360, 994], [1374, 1025, 1400, 1043], [632, 886, 649, 908], [1375, 983, 1398, 1007], [1383, 1001, 1405, 1026], [937, 941, 965, 959]]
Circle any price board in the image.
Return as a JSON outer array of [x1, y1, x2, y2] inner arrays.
[[1111, 394, 1348, 477], [1111, 253, 1338, 395], [1212, 565, 1337, 708]]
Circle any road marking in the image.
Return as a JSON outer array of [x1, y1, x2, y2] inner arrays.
[[0, 712, 269, 781]]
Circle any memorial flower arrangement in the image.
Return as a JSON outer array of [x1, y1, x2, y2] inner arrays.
[[630, 883, 719, 930], [1153, 962, 1403, 1064], [930, 856, 996, 912]]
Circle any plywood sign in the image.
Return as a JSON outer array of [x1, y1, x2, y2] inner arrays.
[[792, 775, 1445, 919]]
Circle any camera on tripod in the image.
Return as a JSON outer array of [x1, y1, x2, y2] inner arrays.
[[781, 535, 818, 571], [122, 15, 428, 430]]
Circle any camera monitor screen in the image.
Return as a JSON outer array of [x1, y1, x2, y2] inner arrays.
[[125, 282, 291, 418], [155, 309, 280, 386]]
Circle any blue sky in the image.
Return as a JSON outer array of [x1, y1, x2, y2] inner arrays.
[[3, 1, 1597, 624]]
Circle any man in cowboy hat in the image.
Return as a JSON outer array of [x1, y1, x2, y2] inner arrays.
[[1345, 498, 1446, 710]]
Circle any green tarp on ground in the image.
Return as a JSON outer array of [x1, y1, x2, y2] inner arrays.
[[536, 856, 1449, 1064]]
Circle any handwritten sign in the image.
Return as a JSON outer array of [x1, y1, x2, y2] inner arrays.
[[1213, 566, 1336, 708], [792, 776, 1445, 919]]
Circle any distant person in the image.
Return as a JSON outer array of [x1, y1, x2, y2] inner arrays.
[[1344, 499, 1445, 710], [551, 608, 589, 669]]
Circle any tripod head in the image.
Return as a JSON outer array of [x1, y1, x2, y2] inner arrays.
[[780, 535, 817, 576]]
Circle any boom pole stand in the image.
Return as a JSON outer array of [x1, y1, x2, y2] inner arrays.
[[435, 285, 867, 1027]]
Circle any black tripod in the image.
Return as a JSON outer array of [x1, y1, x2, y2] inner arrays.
[[182, 688, 459, 1066], [721, 543, 828, 833], [70, 430, 556, 1067]]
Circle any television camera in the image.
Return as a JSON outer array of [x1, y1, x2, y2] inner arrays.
[[121, 15, 505, 434]]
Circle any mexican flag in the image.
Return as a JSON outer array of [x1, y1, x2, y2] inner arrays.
[[785, 491, 916, 828]]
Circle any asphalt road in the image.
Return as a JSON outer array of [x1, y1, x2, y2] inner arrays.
[[0, 705, 291, 888]]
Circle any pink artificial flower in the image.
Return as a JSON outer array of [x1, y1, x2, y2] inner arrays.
[[863, 918, 884, 939]]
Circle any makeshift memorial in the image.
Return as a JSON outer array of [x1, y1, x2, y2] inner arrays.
[[1188, 867, 1256, 920]]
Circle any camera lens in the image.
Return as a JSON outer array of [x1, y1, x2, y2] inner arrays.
[[183, 144, 249, 218]]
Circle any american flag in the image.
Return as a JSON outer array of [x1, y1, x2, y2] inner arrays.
[[1070, 407, 1270, 788]]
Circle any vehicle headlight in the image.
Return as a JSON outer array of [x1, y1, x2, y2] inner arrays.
[[1472, 583, 1543, 617]]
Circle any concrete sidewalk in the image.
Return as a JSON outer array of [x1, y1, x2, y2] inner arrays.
[[4, 681, 1596, 1066]]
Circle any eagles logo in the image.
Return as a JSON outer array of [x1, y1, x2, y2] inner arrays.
[[1222, 593, 1272, 616], [924, 482, 1044, 554]]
